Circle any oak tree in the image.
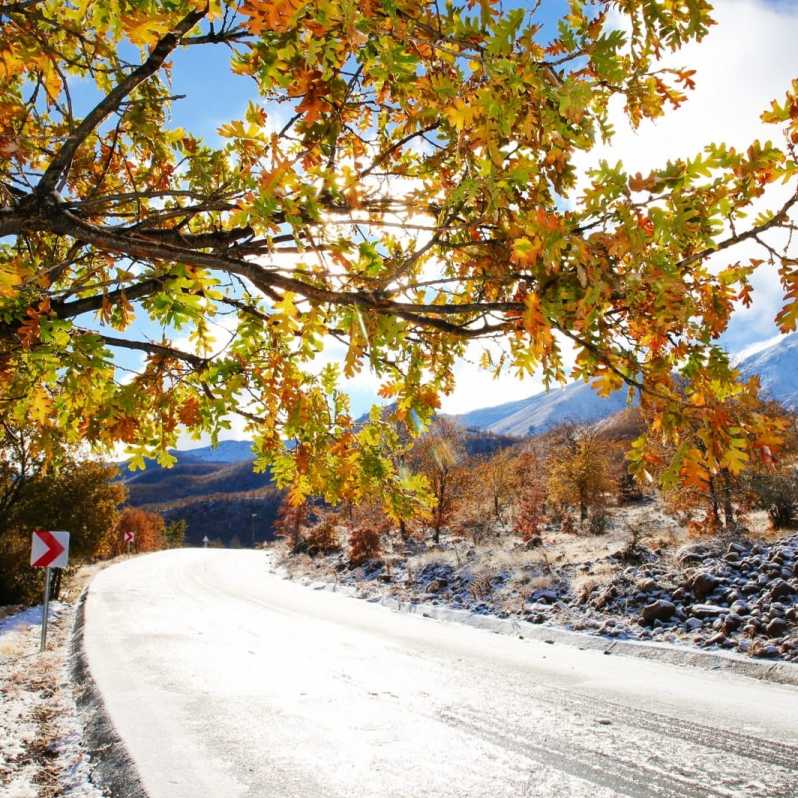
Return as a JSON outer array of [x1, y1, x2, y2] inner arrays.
[[2, 1, 797, 514]]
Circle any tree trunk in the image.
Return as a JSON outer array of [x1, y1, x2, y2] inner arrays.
[[708, 475, 721, 529], [721, 469, 736, 531]]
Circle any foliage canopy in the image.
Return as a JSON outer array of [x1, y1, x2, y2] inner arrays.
[[2, 0, 797, 511]]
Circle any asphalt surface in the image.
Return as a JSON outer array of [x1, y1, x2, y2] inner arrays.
[[83, 549, 798, 798]]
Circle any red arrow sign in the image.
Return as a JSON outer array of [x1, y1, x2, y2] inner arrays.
[[124, 530, 135, 545], [31, 530, 70, 568]]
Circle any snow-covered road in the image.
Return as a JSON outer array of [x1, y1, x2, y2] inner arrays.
[[83, 549, 798, 798]]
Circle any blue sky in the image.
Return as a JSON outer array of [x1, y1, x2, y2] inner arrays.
[[59, 0, 798, 425]]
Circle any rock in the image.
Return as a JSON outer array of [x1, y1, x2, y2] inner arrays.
[[637, 578, 657, 592], [706, 632, 727, 646], [691, 572, 719, 601], [691, 604, 726, 618], [641, 600, 676, 624], [676, 543, 716, 566], [766, 618, 789, 638], [728, 542, 747, 555], [721, 613, 742, 634], [769, 579, 794, 601], [752, 641, 780, 658], [684, 617, 703, 632], [592, 585, 617, 610]]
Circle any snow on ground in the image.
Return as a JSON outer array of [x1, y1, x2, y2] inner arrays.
[[0, 601, 105, 798]]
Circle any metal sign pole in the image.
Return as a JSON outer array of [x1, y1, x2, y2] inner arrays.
[[40, 566, 51, 653]]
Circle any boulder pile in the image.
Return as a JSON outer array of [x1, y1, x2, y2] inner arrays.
[[572, 534, 798, 661]]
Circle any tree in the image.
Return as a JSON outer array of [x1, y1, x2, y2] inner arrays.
[[1, 1, 797, 513], [0, 428, 126, 602], [482, 447, 519, 523], [164, 518, 188, 548], [411, 419, 466, 543], [114, 507, 166, 554], [643, 383, 791, 533], [547, 426, 617, 528]]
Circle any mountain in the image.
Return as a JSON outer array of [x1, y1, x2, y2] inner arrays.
[[119, 452, 280, 547], [457, 381, 630, 437], [178, 440, 256, 463], [456, 333, 798, 437], [737, 332, 798, 410]]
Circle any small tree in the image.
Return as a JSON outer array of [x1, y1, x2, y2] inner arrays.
[[547, 426, 617, 529], [164, 519, 187, 548], [348, 523, 384, 567], [515, 482, 547, 544], [411, 420, 467, 544], [114, 507, 166, 554], [274, 497, 307, 553], [482, 448, 519, 523]]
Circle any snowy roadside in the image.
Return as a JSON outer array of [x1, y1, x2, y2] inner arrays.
[[0, 573, 114, 798]]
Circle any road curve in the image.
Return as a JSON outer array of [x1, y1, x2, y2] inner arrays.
[[83, 549, 798, 798]]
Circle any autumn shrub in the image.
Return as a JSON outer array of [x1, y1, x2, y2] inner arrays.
[[110, 507, 166, 555], [348, 524, 382, 566], [560, 513, 577, 536], [274, 499, 307, 553], [547, 426, 618, 527], [0, 450, 126, 603], [303, 515, 341, 556], [515, 482, 546, 544]]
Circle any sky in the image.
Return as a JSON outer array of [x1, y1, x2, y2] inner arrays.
[[60, 0, 798, 441]]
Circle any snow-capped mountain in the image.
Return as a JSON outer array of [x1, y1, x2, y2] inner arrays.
[[737, 332, 798, 410], [456, 332, 798, 437], [455, 381, 630, 437]]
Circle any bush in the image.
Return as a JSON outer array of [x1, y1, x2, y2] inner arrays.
[[747, 473, 798, 529], [303, 515, 341, 556], [515, 483, 546, 544], [588, 510, 610, 536], [349, 524, 382, 566]]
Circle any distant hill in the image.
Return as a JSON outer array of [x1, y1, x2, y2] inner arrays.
[[119, 451, 280, 546], [737, 332, 798, 410], [178, 440, 256, 462]]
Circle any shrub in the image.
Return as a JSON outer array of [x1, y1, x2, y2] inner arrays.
[[560, 514, 577, 536], [303, 515, 341, 556], [349, 524, 382, 566], [515, 482, 546, 544], [588, 510, 610, 536], [747, 473, 798, 529], [274, 499, 307, 552]]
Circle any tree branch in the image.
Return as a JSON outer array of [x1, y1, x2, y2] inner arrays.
[[37, 5, 208, 193]]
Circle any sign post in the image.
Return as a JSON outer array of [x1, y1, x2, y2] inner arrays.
[[124, 529, 135, 554], [202, 535, 209, 549], [31, 530, 70, 653]]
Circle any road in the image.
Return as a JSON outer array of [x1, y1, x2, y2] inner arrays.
[[83, 549, 798, 798]]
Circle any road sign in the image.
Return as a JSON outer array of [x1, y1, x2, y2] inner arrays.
[[124, 530, 135, 545], [202, 535, 209, 548], [31, 530, 69, 569], [30, 530, 69, 654]]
